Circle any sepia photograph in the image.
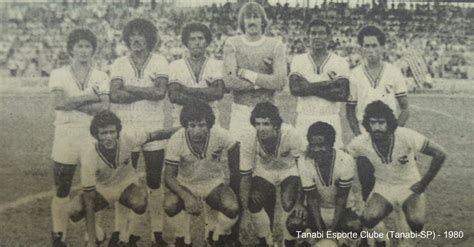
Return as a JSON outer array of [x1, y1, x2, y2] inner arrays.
[[0, 0, 472, 246]]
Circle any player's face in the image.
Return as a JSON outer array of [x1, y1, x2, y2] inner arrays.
[[254, 117, 277, 140], [308, 135, 331, 155], [129, 30, 148, 53], [361, 36, 382, 64], [243, 12, 263, 35], [71, 39, 94, 63], [186, 119, 209, 143], [309, 26, 330, 51], [187, 31, 208, 57], [368, 117, 388, 140], [97, 125, 119, 150]]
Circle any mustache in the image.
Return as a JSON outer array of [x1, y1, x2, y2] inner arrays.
[[248, 23, 258, 28]]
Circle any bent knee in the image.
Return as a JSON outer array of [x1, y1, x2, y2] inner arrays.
[[220, 198, 239, 218], [361, 213, 383, 228], [146, 175, 162, 189], [286, 215, 306, 237], [164, 194, 183, 217], [281, 177, 300, 212], [128, 195, 148, 214], [406, 214, 425, 232]]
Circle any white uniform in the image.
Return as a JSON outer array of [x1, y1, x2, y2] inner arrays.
[[298, 149, 355, 227], [49, 66, 110, 165], [240, 124, 304, 185], [346, 127, 429, 205], [110, 54, 169, 151], [164, 127, 236, 198], [169, 56, 223, 126], [289, 52, 350, 146], [80, 130, 147, 203], [347, 62, 408, 122]]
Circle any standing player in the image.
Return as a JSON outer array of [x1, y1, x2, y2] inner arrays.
[[163, 101, 239, 247], [109, 18, 168, 246], [49, 28, 109, 247], [168, 22, 225, 126], [346, 25, 410, 136], [289, 19, 350, 147], [67, 110, 178, 247], [239, 102, 305, 247], [286, 122, 361, 246], [346, 101, 446, 246]]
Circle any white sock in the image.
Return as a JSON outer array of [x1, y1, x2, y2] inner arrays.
[[127, 209, 146, 238], [213, 212, 238, 241], [114, 202, 129, 234], [52, 196, 70, 241], [84, 223, 105, 242], [170, 211, 191, 244], [149, 188, 164, 235], [205, 206, 217, 237], [251, 210, 273, 245]]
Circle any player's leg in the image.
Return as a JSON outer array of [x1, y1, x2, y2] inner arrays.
[[205, 184, 239, 245], [360, 193, 393, 247], [356, 156, 376, 202], [280, 176, 302, 247], [402, 193, 426, 232], [143, 149, 166, 245], [338, 208, 362, 247], [118, 183, 148, 246], [51, 162, 76, 246], [164, 188, 192, 247], [227, 143, 241, 245], [248, 176, 277, 246]]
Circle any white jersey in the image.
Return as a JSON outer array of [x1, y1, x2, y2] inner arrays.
[[347, 62, 408, 121], [164, 127, 236, 186], [240, 124, 304, 176], [298, 149, 355, 208], [169, 56, 223, 122], [110, 53, 168, 128], [289, 52, 350, 116], [48, 66, 110, 128], [346, 127, 429, 185], [80, 129, 147, 192]]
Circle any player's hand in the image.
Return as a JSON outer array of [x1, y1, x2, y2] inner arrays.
[[410, 181, 427, 194], [292, 203, 307, 220], [183, 195, 202, 215], [263, 57, 273, 70], [249, 190, 264, 207]]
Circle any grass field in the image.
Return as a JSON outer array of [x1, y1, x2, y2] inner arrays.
[[0, 91, 473, 247]]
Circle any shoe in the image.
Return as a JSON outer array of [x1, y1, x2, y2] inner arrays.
[[152, 232, 166, 246], [257, 237, 269, 247], [175, 237, 192, 247], [52, 232, 67, 247], [284, 239, 296, 247], [128, 235, 141, 247], [108, 232, 120, 247]]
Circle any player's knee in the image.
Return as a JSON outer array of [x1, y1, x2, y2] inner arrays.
[[281, 177, 300, 212], [129, 194, 148, 215], [55, 179, 73, 198], [248, 192, 263, 213], [68, 195, 85, 222], [220, 196, 239, 219], [286, 213, 306, 238], [361, 213, 381, 228], [164, 194, 183, 217], [146, 174, 161, 189], [405, 213, 425, 232]]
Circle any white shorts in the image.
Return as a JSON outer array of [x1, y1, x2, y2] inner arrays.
[[97, 176, 140, 204], [229, 103, 254, 142], [51, 126, 94, 165], [295, 113, 343, 147], [370, 181, 415, 206], [179, 178, 224, 199], [253, 166, 299, 186]]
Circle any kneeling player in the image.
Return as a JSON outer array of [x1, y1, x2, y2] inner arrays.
[[239, 102, 305, 247], [346, 101, 446, 246], [164, 101, 239, 247], [68, 110, 177, 247], [287, 122, 361, 246]]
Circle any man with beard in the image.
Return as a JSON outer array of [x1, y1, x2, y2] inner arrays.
[[286, 122, 361, 247], [239, 102, 305, 247], [346, 101, 446, 247], [68, 110, 178, 247], [164, 101, 239, 247], [168, 22, 225, 127], [109, 18, 169, 246], [289, 19, 350, 147]]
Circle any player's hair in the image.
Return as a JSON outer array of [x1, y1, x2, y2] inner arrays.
[[362, 100, 398, 134], [238, 2, 269, 33], [181, 22, 212, 48], [123, 18, 158, 51], [307, 19, 331, 35], [250, 102, 283, 129], [306, 121, 336, 148], [67, 28, 97, 57], [90, 110, 122, 138], [357, 25, 386, 46], [180, 100, 215, 128]]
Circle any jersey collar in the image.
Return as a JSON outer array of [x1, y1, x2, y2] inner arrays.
[[95, 141, 120, 169], [371, 133, 395, 164], [185, 131, 210, 160], [363, 62, 385, 88], [184, 56, 209, 84], [313, 149, 336, 187], [128, 53, 152, 79], [308, 52, 332, 75], [69, 65, 92, 91], [257, 130, 282, 157]]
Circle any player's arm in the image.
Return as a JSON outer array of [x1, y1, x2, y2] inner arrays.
[[250, 42, 287, 91], [181, 79, 225, 102], [109, 78, 141, 104], [50, 89, 100, 111], [289, 74, 349, 101], [146, 127, 181, 143], [331, 183, 351, 231], [124, 76, 168, 101], [346, 103, 361, 136], [222, 41, 255, 91], [83, 190, 97, 246], [397, 95, 409, 127], [164, 162, 202, 214], [305, 188, 326, 231], [411, 140, 446, 194], [76, 95, 110, 115]]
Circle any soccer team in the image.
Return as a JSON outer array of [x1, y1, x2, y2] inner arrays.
[[48, 2, 447, 247]]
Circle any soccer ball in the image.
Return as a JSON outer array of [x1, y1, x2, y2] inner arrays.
[[314, 239, 338, 247]]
